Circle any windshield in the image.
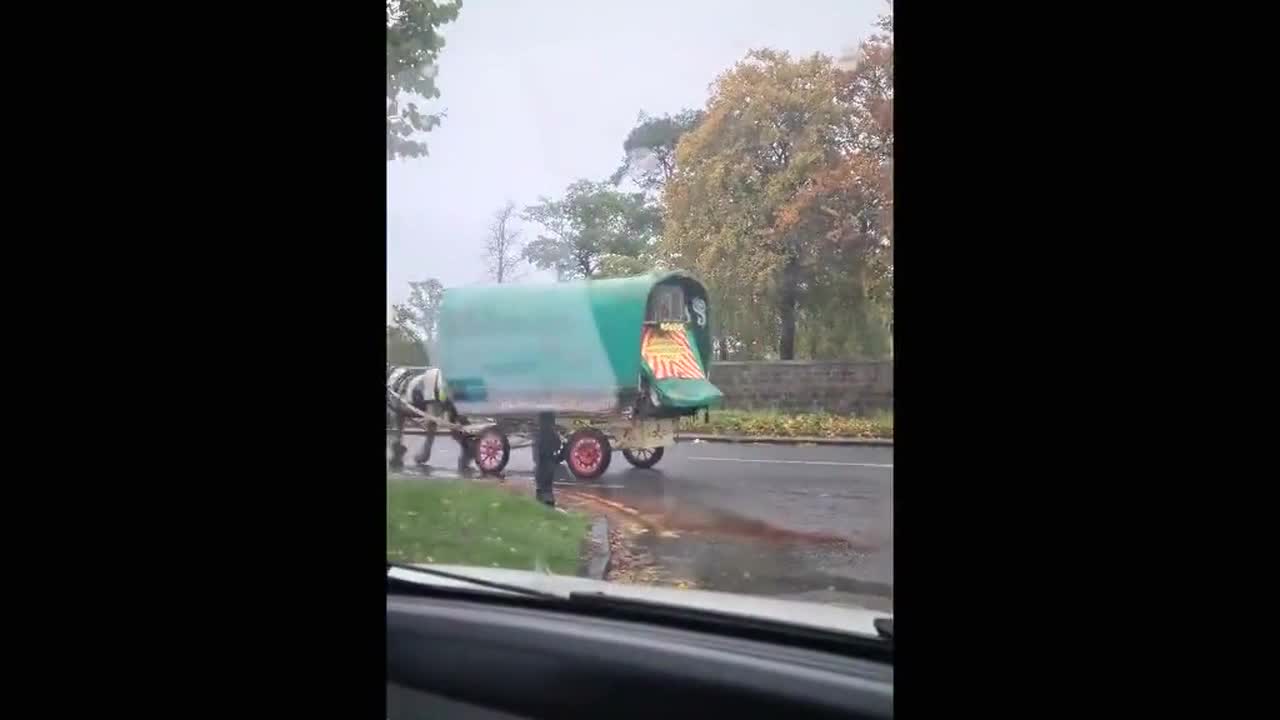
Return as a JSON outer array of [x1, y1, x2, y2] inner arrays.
[[387, 0, 894, 628]]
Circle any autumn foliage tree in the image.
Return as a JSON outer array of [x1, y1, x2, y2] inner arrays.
[[663, 50, 856, 358], [663, 7, 893, 360], [777, 154, 891, 359], [839, 10, 893, 351]]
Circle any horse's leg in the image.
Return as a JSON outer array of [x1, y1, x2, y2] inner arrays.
[[389, 411, 407, 470], [449, 404, 473, 472], [452, 429, 472, 472], [415, 417, 436, 465]]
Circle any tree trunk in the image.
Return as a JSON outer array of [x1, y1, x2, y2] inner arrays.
[[778, 257, 798, 360], [849, 262, 890, 360]]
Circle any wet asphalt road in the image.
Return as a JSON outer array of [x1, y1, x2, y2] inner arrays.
[[389, 433, 893, 609]]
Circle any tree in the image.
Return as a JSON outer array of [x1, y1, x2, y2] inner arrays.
[[387, 325, 430, 366], [664, 50, 853, 359], [484, 201, 524, 283], [391, 278, 445, 348], [593, 254, 654, 279], [779, 153, 892, 359], [522, 180, 661, 280], [833, 2, 893, 350], [387, 1, 462, 160], [663, 31, 894, 360], [838, 4, 893, 163], [609, 109, 704, 196]]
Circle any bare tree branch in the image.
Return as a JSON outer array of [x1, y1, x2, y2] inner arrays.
[[483, 201, 525, 283]]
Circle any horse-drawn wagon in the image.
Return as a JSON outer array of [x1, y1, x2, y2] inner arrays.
[[388, 271, 723, 479]]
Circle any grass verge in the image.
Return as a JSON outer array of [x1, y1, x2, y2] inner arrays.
[[680, 409, 893, 439], [387, 479, 591, 575]]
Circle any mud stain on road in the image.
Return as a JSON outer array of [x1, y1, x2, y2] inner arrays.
[[560, 489, 878, 551]]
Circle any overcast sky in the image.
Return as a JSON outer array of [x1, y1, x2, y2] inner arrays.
[[387, 0, 885, 320]]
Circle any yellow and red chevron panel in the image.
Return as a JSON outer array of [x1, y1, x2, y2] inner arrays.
[[641, 324, 705, 380]]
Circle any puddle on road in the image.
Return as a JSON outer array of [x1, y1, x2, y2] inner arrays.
[[643, 501, 855, 547], [554, 471, 890, 601], [563, 485, 874, 551]]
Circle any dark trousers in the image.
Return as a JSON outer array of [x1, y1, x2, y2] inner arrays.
[[534, 412, 557, 506]]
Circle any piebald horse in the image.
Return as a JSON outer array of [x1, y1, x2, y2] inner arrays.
[[386, 366, 474, 471]]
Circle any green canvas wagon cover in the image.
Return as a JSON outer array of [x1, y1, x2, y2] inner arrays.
[[437, 271, 723, 416]]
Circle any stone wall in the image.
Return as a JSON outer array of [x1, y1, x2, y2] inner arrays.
[[707, 360, 893, 415]]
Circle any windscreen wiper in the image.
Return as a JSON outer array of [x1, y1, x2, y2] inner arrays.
[[388, 562, 564, 601]]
